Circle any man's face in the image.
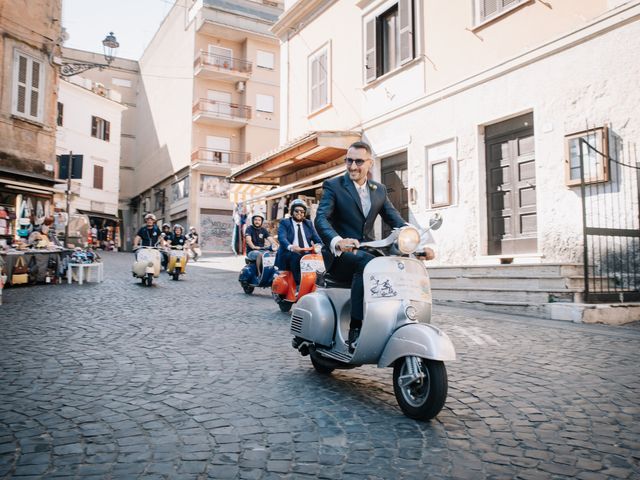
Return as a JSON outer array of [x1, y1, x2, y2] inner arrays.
[[145, 218, 155, 227], [253, 217, 263, 228], [345, 146, 372, 185], [291, 206, 306, 221]]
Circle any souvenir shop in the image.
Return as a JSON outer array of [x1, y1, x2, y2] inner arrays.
[[78, 210, 122, 251]]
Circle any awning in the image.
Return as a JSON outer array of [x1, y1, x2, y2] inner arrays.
[[0, 166, 63, 185], [0, 179, 58, 194], [76, 209, 120, 222], [229, 183, 272, 204], [228, 130, 360, 185]]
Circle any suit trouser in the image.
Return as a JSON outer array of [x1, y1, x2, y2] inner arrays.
[[280, 250, 304, 285], [329, 250, 376, 328]]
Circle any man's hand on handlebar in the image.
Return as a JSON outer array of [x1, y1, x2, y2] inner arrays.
[[337, 238, 359, 253], [415, 246, 436, 261]]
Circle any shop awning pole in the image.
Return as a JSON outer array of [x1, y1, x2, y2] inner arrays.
[[65, 151, 72, 245]]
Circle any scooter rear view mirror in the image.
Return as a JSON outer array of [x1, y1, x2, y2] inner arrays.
[[428, 213, 443, 231]]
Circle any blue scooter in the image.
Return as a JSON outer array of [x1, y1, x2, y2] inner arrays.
[[239, 249, 278, 294]]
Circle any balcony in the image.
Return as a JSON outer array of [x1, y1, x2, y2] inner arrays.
[[191, 148, 251, 174], [194, 51, 252, 82], [192, 98, 252, 127]]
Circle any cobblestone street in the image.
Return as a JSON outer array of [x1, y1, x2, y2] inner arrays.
[[1, 252, 639, 479]]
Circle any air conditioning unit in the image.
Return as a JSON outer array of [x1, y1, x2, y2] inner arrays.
[[235, 81, 246, 93]]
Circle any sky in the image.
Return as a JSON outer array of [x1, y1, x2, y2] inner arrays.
[[61, 0, 175, 61]]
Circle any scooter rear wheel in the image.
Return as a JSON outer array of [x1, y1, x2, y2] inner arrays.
[[393, 357, 447, 421], [310, 352, 334, 375]]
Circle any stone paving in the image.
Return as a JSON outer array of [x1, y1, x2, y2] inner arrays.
[[0, 252, 639, 479]]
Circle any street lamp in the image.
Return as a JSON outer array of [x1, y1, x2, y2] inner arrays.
[[55, 32, 120, 77]]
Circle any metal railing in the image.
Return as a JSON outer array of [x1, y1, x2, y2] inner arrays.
[[192, 98, 252, 121], [191, 148, 250, 166], [194, 51, 252, 74], [579, 132, 640, 302]]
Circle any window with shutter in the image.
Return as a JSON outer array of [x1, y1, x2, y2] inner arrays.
[[477, 0, 527, 24], [12, 50, 44, 122], [91, 116, 111, 141], [309, 46, 329, 113], [57, 102, 64, 126], [93, 165, 104, 190], [256, 94, 274, 113], [364, 0, 415, 83]]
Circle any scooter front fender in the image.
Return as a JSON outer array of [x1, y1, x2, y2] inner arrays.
[[377, 323, 456, 367]]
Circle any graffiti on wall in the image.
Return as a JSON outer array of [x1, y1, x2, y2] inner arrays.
[[201, 214, 234, 252]]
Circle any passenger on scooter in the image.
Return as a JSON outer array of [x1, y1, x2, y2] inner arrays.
[[244, 212, 275, 262], [275, 199, 322, 287], [160, 222, 172, 269], [134, 213, 161, 248], [315, 141, 435, 351]]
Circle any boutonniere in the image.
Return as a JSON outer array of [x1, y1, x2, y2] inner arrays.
[[368, 182, 377, 191]]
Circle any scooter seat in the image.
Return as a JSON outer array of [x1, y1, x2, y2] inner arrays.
[[316, 272, 351, 289]]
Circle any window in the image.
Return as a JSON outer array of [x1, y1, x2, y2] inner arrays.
[[475, 0, 528, 24], [112, 77, 132, 88], [430, 158, 452, 207], [12, 50, 45, 122], [256, 50, 275, 70], [93, 164, 104, 190], [57, 102, 64, 126], [365, 0, 414, 83], [565, 127, 609, 186], [309, 46, 329, 113], [172, 176, 190, 202], [91, 116, 110, 141], [256, 94, 274, 113]]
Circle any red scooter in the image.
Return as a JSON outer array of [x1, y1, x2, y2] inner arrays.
[[272, 246, 325, 312]]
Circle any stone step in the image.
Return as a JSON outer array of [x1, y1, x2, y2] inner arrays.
[[429, 275, 613, 290], [431, 287, 577, 304], [428, 263, 584, 279]]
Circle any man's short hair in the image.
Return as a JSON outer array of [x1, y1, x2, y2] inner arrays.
[[348, 141, 372, 155]]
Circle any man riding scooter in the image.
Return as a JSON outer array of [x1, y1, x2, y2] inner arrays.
[[314, 141, 435, 351], [244, 211, 276, 260], [186, 226, 201, 261], [134, 213, 162, 249], [275, 199, 322, 289], [166, 224, 188, 279]]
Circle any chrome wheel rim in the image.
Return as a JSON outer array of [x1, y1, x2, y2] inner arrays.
[[399, 358, 430, 408]]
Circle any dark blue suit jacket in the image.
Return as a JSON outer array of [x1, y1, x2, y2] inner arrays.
[[314, 173, 406, 270], [275, 217, 322, 270]]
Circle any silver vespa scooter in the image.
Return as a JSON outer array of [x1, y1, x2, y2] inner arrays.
[[290, 214, 455, 420]]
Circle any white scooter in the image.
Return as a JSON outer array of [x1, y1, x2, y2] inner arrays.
[[291, 214, 455, 420], [132, 245, 162, 286]]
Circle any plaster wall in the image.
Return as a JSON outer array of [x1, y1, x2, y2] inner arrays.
[[55, 79, 126, 215], [363, 19, 640, 266], [0, 0, 61, 172], [136, 4, 195, 194]]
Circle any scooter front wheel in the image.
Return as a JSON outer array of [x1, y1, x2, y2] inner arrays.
[[144, 273, 154, 287], [393, 357, 447, 421], [241, 282, 254, 294], [273, 294, 292, 312]]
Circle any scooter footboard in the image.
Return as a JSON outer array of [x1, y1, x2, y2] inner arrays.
[[377, 323, 456, 367]]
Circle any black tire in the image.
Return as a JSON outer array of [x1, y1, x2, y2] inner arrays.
[[172, 272, 179, 281], [273, 294, 292, 312], [145, 273, 153, 287], [310, 352, 334, 375], [241, 282, 254, 294], [393, 357, 447, 421]]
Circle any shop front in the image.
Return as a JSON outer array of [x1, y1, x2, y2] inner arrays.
[[77, 210, 122, 251], [228, 131, 360, 254]]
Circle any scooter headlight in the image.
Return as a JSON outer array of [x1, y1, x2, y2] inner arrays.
[[397, 226, 421, 254]]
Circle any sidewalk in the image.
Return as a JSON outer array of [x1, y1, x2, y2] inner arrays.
[[188, 253, 246, 272]]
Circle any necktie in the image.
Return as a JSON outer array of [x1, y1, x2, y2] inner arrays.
[[297, 223, 305, 248]]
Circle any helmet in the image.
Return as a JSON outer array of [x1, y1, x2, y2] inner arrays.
[[144, 213, 156, 221], [290, 199, 308, 213], [251, 211, 265, 222], [162, 222, 171, 229], [173, 224, 184, 232]]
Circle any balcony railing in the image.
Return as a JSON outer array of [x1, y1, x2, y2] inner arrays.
[[194, 51, 253, 74], [193, 98, 252, 121], [191, 148, 250, 165]]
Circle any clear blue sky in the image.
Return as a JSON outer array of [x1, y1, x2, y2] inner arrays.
[[62, 0, 175, 60]]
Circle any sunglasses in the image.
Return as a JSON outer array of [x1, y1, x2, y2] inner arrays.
[[345, 158, 369, 166], [292, 208, 305, 214]]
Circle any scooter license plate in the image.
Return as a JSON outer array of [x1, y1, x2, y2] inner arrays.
[[262, 255, 275, 267]]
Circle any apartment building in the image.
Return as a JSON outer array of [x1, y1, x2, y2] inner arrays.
[[133, 0, 282, 251], [231, 0, 640, 312], [0, 0, 62, 246], [54, 75, 126, 248]]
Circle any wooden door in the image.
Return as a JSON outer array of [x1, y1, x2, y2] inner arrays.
[[486, 115, 537, 255], [381, 151, 408, 238]]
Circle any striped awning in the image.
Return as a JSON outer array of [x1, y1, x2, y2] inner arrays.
[[229, 183, 272, 205]]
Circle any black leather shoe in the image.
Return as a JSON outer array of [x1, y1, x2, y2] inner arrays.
[[346, 327, 360, 353]]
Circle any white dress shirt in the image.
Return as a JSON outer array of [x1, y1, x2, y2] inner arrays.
[[288, 220, 309, 250]]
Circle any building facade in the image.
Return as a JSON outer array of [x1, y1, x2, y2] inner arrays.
[[0, 0, 63, 245], [235, 0, 640, 270], [132, 0, 282, 251], [54, 76, 126, 248]]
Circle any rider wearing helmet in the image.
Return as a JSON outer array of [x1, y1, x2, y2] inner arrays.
[[244, 211, 275, 254], [275, 199, 322, 286], [134, 213, 161, 248], [186, 226, 201, 261], [169, 224, 187, 247]]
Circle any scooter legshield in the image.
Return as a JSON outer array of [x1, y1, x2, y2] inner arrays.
[[239, 264, 257, 284]]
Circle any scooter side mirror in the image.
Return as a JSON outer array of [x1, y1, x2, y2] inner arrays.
[[429, 213, 443, 231]]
